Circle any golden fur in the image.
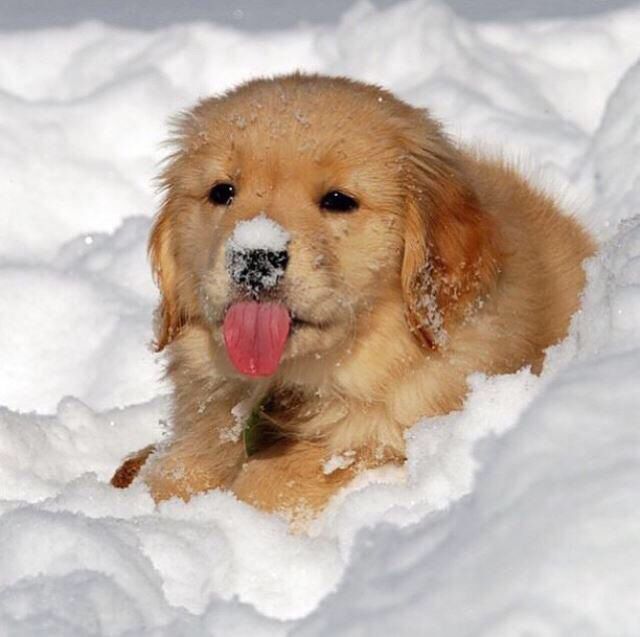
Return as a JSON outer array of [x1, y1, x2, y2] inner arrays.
[[112, 74, 594, 516]]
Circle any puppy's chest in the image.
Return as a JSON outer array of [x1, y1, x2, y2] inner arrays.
[[259, 387, 348, 439]]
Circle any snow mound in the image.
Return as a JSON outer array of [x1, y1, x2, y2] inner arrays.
[[1, 1, 640, 634], [296, 217, 640, 635]]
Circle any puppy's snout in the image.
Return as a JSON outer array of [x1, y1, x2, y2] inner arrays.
[[225, 213, 291, 296], [228, 247, 289, 294]]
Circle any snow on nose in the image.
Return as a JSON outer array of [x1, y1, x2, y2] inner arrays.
[[225, 213, 290, 294], [227, 212, 290, 253]]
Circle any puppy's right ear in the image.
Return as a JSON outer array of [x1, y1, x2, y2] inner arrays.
[[399, 112, 500, 350], [148, 194, 187, 351]]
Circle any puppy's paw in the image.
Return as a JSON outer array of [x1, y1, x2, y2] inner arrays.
[[111, 444, 156, 489]]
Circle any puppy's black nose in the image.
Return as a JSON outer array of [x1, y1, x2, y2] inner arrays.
[[227, 248, 289, 295]]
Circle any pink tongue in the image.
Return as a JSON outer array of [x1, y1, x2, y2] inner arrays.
[[223, 302, 291, 377]]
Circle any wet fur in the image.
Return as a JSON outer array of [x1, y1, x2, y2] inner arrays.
[[112, 74, 594, 516]]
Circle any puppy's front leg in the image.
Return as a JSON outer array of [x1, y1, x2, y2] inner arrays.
[[230, 440, 356, 515], [111, 399, 248, 502], [141, 435, 245, 502]]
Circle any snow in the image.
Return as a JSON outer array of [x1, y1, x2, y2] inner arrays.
[[1, 1, 640, 635], [227, 213, 291, 253], [1, 0, 637, 31], [299, 220, 640, 635], [322, 451, 357, 475]]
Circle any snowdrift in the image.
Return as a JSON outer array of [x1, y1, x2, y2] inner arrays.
[[1, 1, 639, 634]]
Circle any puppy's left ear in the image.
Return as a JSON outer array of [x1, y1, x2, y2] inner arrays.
[[400, 114, 500, 349]]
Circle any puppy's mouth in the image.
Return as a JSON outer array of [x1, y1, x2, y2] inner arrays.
[[222, 301, 290, 378], [220, 294, 338, 378], [222, 301, 322, 378]]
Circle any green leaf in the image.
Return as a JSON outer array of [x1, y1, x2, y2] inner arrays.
[[243, 403, 264, 457]]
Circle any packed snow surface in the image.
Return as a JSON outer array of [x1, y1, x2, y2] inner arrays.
[[1, 1, 640, 634]]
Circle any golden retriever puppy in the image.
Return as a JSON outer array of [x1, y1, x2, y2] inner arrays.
[[112, 73, 594, 516]]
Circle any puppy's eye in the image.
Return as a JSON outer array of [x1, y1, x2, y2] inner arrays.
[[208, 183, 235, 206], [320, 190, 358, 213]]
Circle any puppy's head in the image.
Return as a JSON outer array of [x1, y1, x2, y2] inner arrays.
[[150, 74, 498, 378]]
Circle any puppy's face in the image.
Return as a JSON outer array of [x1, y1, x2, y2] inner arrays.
[[151, 76, 498, 379]]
